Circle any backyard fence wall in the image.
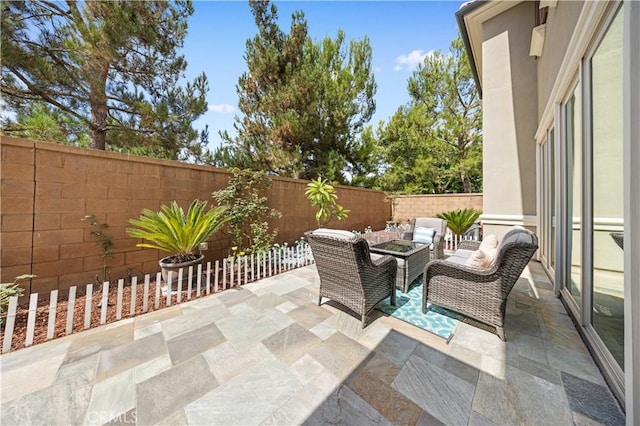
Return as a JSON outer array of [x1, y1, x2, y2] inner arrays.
[[1, 137, 391, 296], [390, 193, 483, 223]]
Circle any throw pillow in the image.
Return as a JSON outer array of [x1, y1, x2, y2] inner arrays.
[[479, 234, 499, 267], [313, 228, 357, 240], [412, 226, 436, 245], [465, 249, 488, 269]]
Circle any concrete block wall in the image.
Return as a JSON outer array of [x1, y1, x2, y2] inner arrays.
[[1, 137, 390, 295], [391, 194, 483, 223]]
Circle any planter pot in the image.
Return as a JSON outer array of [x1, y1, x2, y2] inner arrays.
[[160, 254, 204, 291]]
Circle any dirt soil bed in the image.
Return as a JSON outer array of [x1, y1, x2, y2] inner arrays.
[[1, 280, 217, 353]]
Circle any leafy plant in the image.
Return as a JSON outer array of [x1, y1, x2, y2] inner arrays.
[[305, 177, 350, 227], [127, 200, 229, 263], [212, 168, 282, 254], [82, 214, 113, 283], [1, 274, 36, 325], [436, 208, 482, 237]]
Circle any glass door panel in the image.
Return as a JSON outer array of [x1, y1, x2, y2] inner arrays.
[[590, 6, 624, 369], [566, 84, 582, 307]]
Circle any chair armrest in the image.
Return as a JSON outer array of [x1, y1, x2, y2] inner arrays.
[[371, 254, 396, 268], [458, 240, 481, 251], [424, 259, 498, 284]]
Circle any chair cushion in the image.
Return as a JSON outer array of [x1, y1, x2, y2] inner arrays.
[[412, 227, 436, 245], [445, 249, 475, 265], [465, 250, 492, 269], [478, 234, 499, 267], [312, 228, 357, 240]]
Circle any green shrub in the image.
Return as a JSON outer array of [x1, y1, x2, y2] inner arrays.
[[305, 177, 350, 227]]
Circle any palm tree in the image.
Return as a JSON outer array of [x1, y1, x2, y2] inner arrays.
[[436, 208, 481, 238]]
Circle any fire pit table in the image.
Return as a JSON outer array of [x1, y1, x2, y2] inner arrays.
[[369, 240, 430, 293]]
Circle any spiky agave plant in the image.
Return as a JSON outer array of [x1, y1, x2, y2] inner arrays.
[[436, 208, 481, 238], [127, 200, 229, 263]]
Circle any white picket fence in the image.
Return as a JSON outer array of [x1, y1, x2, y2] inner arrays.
[[1, 244, 313, 354]]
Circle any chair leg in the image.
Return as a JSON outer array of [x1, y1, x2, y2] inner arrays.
[[496, 326, 506, 341], [361, 315, 367, 329], [318, 295, 322, 306]]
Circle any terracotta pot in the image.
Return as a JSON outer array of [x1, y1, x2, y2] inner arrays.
[[159, 254, 204, 291]]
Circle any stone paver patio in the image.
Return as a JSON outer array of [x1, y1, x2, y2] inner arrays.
[[0, 262, 625, 425]]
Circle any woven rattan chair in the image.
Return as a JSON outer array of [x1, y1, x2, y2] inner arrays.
[[422, 227, 538, 340], [305, 229, 397, 328], [401, 217, 448, 260]]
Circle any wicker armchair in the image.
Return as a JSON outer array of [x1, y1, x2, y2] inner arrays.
[[305, 229, 397, 328], [401, 217, 448, 260], [422, 227, 538, 340]]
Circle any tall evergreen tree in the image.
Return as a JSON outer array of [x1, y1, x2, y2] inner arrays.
[[1, 0, 209, 160], [372, 37, 482, 193], [216, 0, 376, 183]]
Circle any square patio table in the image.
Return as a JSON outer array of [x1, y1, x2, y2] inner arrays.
[[369, 240, 430, 293]]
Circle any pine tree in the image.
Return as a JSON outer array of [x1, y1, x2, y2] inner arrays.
[[1, 0, 209, 160]]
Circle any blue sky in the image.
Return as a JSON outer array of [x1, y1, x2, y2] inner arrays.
[[183, 1, 464, 151]]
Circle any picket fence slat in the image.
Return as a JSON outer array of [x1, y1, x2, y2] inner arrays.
[[154, 272, 161, 310], [116, 279, 124, 320], [214, 260, 219, 293], [100, 282, 109, 325], [2, 296, 18, 353], [65, 286, 76, 335], [177, 269, 183, 303], [207, 262, 212, 295], [130, 277, 137, 316], [143, 275, 150, 313], [222, 260, 227, 290], [166, 273, 172, 307], [196, 264, 202, 296], [47, 290, 58, 340], [84, 284, 93, 330]]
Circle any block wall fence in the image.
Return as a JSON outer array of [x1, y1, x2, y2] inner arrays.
[[1, 137, 483, 297], [1, 137, 392, 296], [391, 193, 483, 223]]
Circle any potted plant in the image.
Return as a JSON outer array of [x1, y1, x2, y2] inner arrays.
[[127, 200, 228, 290]]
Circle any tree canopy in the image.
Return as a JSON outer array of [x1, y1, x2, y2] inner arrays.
[[214, 0, 376, 184], [1, 0, 210, 161], [371, 37, 482, 193]]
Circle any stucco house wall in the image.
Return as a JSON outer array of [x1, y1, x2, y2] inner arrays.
[[480, 2, 538, 238]]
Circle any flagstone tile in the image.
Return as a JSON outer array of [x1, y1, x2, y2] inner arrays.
[[95, 332, 167, 382], [374, 329, 419, 366], [309, 332, 372, 381], [216, 312, 279, 347], [393, 354, 475, 425], [167, 322, 226, 365], [203, 340, 276, 385], [272, 368, 340, 424], [275, 300, 299, 313], [412, 342, 480, 386], [246, 292, 288, 314], [347, 367, 422, 425], [303, 384, 390, 425], [160, 303, 228, 340], [561, 371, 625, 425], [2, 361, 95, 426], [134, 353, 172, 384], [545, 340, 607, 386], [289, 354, 326, 385], [217, 286, 258, 307], [133, 304, 182, 330], [184, 359, 302, 425], [473, 364, 573, 426], [64, 321, 134, 363], [416, 410, 447, 426], [133, 322, 162, 340], [136, 355, 218, 426], [287, 303, 334, 329], [1, 348, 68, 404], [84, 369, 135, 425], [262, 323, 322, 364], [262, 307, 296, 330]]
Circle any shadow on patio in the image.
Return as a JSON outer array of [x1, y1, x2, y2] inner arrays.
[[0, 262, 624, 425]]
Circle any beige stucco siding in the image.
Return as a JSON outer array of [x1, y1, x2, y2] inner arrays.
[[481, 2, 538, 224], [537, 1, 584, 119]]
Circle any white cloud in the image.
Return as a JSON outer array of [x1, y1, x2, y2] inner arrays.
[[208, 104, 235, 113], [394, 49, 434, 71]]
